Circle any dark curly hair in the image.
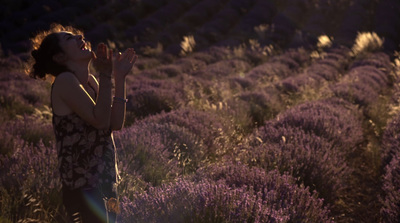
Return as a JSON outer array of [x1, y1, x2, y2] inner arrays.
[[28, 24, 86, 80]]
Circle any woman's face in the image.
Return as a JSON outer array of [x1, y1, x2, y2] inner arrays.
[[56, 31, 93, 63]]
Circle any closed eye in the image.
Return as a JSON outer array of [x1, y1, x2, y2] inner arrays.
[[63, 33, 73, 40]]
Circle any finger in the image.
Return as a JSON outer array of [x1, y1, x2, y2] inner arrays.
[[120, 49, 130, 60], [123, 48, 133, 59], [129, 49, 137, 63], [128, 51, 136, 63], [97, 43, 104, 52], [131, 55, 138, 64], [104, 45, 109, 59], [108, 48, 113, 61], [96, 43, 106, 58]]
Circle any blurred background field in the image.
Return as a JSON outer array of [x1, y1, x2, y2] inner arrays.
[[1, 0, 400, 222]]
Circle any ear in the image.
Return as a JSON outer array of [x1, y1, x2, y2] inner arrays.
[[53, 52, 67, 64]]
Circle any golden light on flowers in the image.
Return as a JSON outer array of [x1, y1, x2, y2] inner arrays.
[[317, 35, 333, 48], [180, 35, 196, 56], [352, 32, 384, 55]]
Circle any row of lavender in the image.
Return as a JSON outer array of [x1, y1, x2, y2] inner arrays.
[[380, 58, 400, 222], [113, 42, 395, 222], [114, 47, 338, 221], [0, 37, 397, 221]]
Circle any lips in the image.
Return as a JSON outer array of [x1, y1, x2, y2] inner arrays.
[[79, 42, 87, 51], [78, 38, 92, 53]]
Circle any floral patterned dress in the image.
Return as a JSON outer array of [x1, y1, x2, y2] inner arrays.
[[52, 84, 118, 192]]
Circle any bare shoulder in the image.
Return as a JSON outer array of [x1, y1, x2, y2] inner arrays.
[[53, 72, 80, 88], [52, 72, 83, 99]]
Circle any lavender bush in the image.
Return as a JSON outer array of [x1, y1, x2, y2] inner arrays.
[[142, 108, 236, 159], [0, 139, 64, 222], [116, 108, 236, 185], [331, 81, 378, 107], [174, 57, 207, 73], [246, 61, 292, 83], [277, 72, 324, 93], [269, 53, 301, 71], [271, 98, 364, 149], [192, 59, 251, 79], [0, 70, 50, 112], [239, 124, 350, 203], [350, 52, 392, 71], [120, 179, 264, 223], [331, 64, 390, 107], [114, 123, 180, 189], [228, 76, 255, 91], [381, 113, 400, 167], [120, 176, 332, 223], [304, 63, 340, 81], [380, 155, 400, 223], [237, 88, 284, 126], [126, 76, 184, 118], [0, 113, 53, 154], [194, 162, 333, 222]]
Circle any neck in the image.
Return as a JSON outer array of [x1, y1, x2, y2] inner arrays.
[[65, 60, 90, 84]]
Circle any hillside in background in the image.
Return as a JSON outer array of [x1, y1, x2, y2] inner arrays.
[[1, 0, 399, 57], [1, 0, 400, 223]]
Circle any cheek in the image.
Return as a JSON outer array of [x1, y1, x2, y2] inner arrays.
[[61, 43, 77, 56]]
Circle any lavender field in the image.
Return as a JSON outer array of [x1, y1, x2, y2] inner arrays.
[[1, 0, 400, 222]]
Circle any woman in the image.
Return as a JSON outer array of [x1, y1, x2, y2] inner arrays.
[[29, 24, 137, 223]]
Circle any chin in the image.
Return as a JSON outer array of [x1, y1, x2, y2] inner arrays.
[[81, 50, 93, 59]]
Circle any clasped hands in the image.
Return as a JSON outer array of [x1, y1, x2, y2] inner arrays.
[[92, 43, 137, 79]]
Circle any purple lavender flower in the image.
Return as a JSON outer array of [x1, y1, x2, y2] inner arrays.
[[380, 155, 400, 223], [305, 63, 340, 81], [272, 98, 364, 148], [192, 59, 251, 79], [143, 108, 235, 157], [126, 76, 184, 118], [0, 138, 62, 221], [350, 52, 392, 71], [270, 53, 300, 71], [241, 123, 351, 203], [228, 76, 255, 90], [237, 89, 284, 125], [119, 179, 260, 223], [174, 57, 207, 73], [114, 123, 180, 187], [246, 61, 292, 83], [331, 80, 379, 107], [277, 73, 324, 93], [381, 113, 400, 166], [194, 162, 333, 222], [120, 175, 332, 223]]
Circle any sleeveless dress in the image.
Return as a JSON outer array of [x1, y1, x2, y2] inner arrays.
[[51, 83, 119, 192]]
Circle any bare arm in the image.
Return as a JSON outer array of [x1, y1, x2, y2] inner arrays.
[[54, 72, 112, 130], [110, 48, 137, 130], [110, 77, 126, 130]]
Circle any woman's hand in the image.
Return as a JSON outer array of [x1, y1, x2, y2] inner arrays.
[[92, 43, 113, 76], [113, 48, 137, 80]]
